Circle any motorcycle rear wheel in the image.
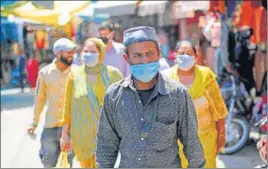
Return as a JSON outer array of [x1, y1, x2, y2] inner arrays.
[[220, 117, 250, 155]]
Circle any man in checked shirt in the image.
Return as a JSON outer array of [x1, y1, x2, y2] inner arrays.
[[96, 26, 206, 168], [27, 38, 76, 168]]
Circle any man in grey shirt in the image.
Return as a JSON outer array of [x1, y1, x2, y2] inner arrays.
[[96, 26, 205, 168]]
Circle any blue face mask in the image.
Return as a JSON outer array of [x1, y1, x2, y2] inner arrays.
[[82, 52, 99, 67], [130, 61, 160, 83], [176, 54, 195, 71]]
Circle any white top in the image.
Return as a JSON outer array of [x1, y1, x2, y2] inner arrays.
[[102, 41, 130, 77], [159, 58, 170, 72]]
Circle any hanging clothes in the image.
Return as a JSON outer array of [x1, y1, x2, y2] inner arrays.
[[35, 30, 47, 49], [239, 0, 267, 45], [26, 57, 39, 88], [209, 1, 226, 14]]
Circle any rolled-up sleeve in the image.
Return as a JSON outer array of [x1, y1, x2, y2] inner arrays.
[[33, 71, 47, 126], [178, 89, 206, 168], [96, 89, 120, 168]]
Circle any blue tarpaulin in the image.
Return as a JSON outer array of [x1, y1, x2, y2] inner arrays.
[[1, 17, 19, 44], [1, 0, 18, 7], [75, 2, 110, 24], [78, 15, 110, 24]]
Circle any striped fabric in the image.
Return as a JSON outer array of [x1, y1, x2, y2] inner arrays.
[[62, 64, 122, 161]]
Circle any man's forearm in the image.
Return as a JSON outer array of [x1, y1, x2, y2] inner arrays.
[[32, 99, 46, 126]]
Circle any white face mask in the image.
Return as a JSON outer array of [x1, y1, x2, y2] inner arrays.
[[82, 52, 99, 67], [176, 54, 195, 71]]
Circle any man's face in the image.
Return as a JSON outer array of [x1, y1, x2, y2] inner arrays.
[[123, 41, 161, 65], [57, 49, 75, 66], [98, 28, 114, 44]]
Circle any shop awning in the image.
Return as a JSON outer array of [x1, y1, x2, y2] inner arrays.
[[171, 1, 210, 19], [137, 1, 168, 17], [1, 0, 27, 8], [93, 1, 140, 17], [75, 2, 110, 24], [1, 1, 90, 26]]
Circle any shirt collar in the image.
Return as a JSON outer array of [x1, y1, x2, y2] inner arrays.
[[120, 73, 170, 95]]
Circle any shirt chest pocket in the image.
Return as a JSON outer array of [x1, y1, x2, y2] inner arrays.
[[156, 95, 177, 124], [151, 121, 177, 152], [45, 76, 60, 93], [193, 96, 213, 131]]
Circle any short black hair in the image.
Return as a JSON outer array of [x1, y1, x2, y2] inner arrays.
[[98, 21, 114, 32], [124, 41, 159, 56], [175, 40, 197, 54]]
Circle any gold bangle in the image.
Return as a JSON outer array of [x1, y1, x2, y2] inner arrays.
[[218, 133, 225, 136]]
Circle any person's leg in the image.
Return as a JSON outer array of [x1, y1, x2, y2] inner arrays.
[[80, 155, 97, 168], [238, 49, 255, 93], [214, 48, 220, 77], [255, 51, 265, 93], [39, 128, 61, 168], [20, 73, 25, 93], [199, 130, 218, 168]]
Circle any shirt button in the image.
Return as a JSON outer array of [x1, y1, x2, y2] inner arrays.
[[138, 100, 141, 103], [141, 138, 144, 141], [138, 158, 141, 161], [141, 118, 144, 121]]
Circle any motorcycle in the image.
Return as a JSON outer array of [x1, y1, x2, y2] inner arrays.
[[219, 72, 250, 154], [219, 71, 267, 155]]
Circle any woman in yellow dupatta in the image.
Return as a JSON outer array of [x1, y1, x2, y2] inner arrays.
[[163, 40, 228, 168], [60, 38, 123, 168]]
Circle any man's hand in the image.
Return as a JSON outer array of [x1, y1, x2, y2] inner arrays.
[[257, 137, 267, 164], [60, 136, 71, 152], [27, 125, 37, 135], [217, 133, 225, 154], [225, 64, 233, 73]]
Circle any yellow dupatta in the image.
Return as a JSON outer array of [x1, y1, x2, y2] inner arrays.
[[69, 64, 115, 161], [168, 65, 213, 99], [164, 65, 219, 168]]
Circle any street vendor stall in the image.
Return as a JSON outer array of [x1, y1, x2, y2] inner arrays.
[[1, 1, 90, 26]]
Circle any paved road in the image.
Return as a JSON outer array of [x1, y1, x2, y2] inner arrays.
[[1, 88, 263, 168]]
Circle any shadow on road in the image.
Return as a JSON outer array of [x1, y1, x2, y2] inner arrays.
[[218, 143, 263, 168], [1, 91, 34, 111]]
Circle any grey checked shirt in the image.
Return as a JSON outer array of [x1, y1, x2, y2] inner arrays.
[[96, 73, 205, 168]]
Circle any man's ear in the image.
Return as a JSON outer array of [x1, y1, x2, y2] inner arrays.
[[55, 51, 60, 59], [157, 47, 162, 59], [111, 31, 115, 39], [123, 53, 130, 64]]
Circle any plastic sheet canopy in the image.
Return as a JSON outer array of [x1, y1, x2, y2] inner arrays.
[[1, 1, 90, 26]]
